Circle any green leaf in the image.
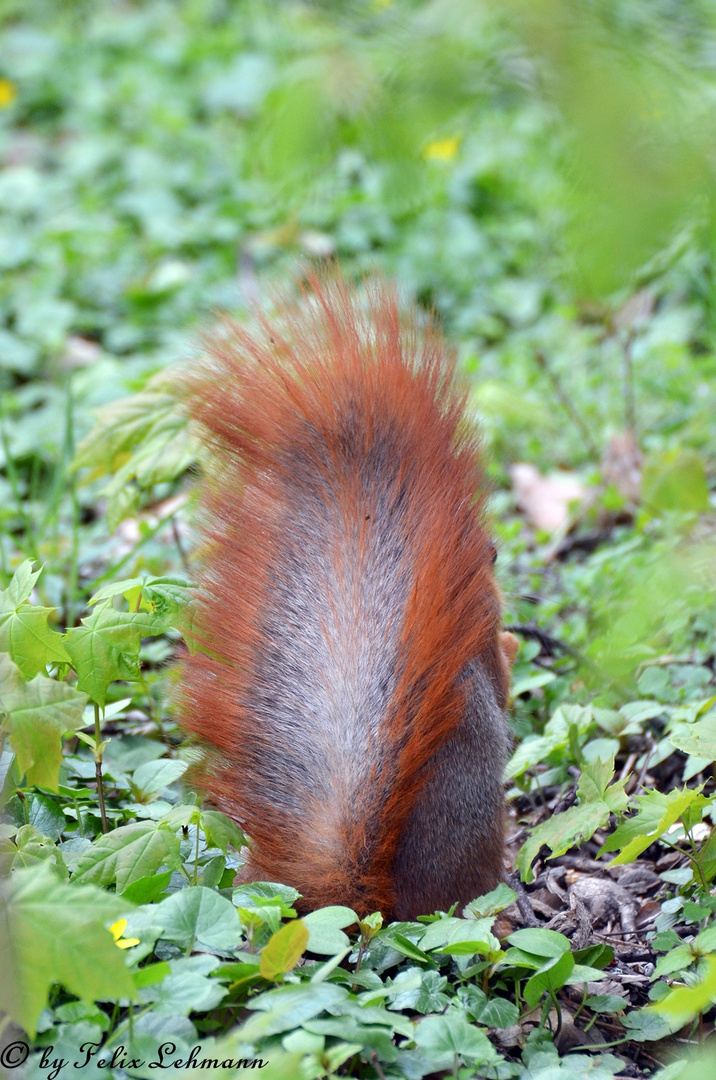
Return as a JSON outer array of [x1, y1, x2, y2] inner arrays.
[[0, 654, 87, 790], [63, 600, 166, 706], [89, 575, 193, 630], [154, 886, 241, 951], [0, 562, 69, 677], [241, 983, 348, 1040], [524, 951, 576, 1007], [669, 708, 716, 763], [259, 918, 309, 979], [622, 1008, 682, 1042], [137, 955, 227, 1015], [516, 758, 628, 882], [648, 955, 716, 1027], [382, 932, 432, 964], [476, 996, 519, 1028], [121, 870, 173, 904], [73, 375, 201, 530], [4, 791, 66, 838], [132, 960, 171, 990], [506, 928, 571, 959], [506, 704, 594, 779], [72, 372, 197, 483], [465, 882, 517, 917], [302, 905, 357, 956], [130, 759, 188, 798], [200, 809, 246, 854], [600, 786, 709, 865], [231, 881, 300, 919], [0, 864, 136, 1036], [3, 561, 41, 606], [71, 820, 183, 893], [0, 824, 67, 879], [585, 994, 627, 1014], [414, 1013, 499, 1067], [653, 945, 695, 979], [431, 918, 499, 957]]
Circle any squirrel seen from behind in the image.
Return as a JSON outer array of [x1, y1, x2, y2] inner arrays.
[[179, 274, 516, 921]]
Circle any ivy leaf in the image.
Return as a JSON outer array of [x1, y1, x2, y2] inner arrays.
[[260, 919, 309, 980], [63, 600, 166, 706], [0, 864, 136, 1036], [600, 786, 709, 865], [516, 757, 629, 883], [0, 561, 70, 677], [0, 654, 87, 791], [71, 821, 184, 894]]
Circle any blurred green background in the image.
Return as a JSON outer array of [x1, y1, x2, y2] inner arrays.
[[0, 0, 715, 696]]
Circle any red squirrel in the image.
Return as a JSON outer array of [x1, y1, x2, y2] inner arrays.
[[179, 274, 517, 921]]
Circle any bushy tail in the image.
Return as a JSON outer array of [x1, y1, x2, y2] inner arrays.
[[179, 274, 504, 916]]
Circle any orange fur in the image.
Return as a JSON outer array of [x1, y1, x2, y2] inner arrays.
[[179, 274, 508, 918]]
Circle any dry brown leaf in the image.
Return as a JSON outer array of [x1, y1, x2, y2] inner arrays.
[[510, 463, 587, 531]]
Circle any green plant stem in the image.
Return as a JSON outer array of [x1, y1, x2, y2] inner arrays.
[[89, 508, 185, 589], [369, 1052, 387, 1080], [66, 382, 80, 627], [534, 350, 600, 459], [138, 670, 163, 734], [107, 1002, 120, 1037], [94, 702, 108, 834], [571, 985, 588, 1024], [688, 832, 710, 893], [551, 992, 562, 1036], [0, 526, 7, 583], [0, 398, 36, 560], [73, 794, 84, 838]]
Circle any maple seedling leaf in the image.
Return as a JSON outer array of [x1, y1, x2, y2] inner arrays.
[[516, 757, 630, 883], [71, 820, 184, 894], [0, 864, 137, 1036], [0, 654, 87, 791], [63, 600, 167, 706], [600, 785, 709, 865], [0, 560, 70, 677]]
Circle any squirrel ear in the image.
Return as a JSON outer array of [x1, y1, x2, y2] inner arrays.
[[500, 631, 519, 668]]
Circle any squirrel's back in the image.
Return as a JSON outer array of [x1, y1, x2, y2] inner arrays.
[[180, 275, 510, 919]]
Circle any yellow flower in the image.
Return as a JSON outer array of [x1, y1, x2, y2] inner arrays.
[[424, 136, 461, 162], [0, 80, 16, 108], [109, 919, 140, 950]]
